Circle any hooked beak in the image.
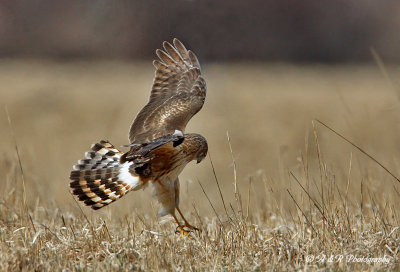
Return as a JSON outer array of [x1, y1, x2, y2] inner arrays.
[[197, 156, 205, 164]]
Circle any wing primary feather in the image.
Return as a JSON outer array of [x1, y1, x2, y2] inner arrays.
[[153, 60, 169, 70], [163, 41, 186, 66], [173, 39, 191, 63], [156, 49, 184, 70], [188, 50, 200, 69]]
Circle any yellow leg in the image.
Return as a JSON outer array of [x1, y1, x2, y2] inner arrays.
[[172, 214, 192, 239], [176, 207, 199, 231]]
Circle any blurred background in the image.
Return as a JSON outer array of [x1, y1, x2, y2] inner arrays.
[[1, 0, 400, 62], [1, 0, 400, 217]]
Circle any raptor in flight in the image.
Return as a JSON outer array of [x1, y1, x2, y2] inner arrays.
[[69, 39, 207, 234]]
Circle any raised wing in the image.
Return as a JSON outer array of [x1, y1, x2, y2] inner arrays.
[[128, 38, 206, 144]]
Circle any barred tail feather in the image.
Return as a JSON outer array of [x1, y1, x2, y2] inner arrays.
[[69, 140, 143, 210]]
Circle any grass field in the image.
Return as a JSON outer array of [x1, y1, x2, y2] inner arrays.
[[0, 60, 400, 270]]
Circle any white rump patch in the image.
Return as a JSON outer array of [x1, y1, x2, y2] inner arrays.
[[118, 162, 142, 190], [173, 129, 184, 137]]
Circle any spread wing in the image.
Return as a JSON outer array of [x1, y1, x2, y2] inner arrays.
[[128, 38, 206, 144]]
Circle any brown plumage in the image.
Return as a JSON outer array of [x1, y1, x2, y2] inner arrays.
[[129, 39, 206, 144], [69, 39, 208, 234]]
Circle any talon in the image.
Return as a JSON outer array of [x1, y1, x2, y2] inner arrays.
[[172, 214, 197, 238], [175, 225, 191, 233], [175, 226, 193, 239]]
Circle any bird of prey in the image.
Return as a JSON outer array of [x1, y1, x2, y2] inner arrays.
[[69, 39, 207, 235]]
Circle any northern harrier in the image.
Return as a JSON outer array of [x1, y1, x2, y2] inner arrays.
[[69, 39, 207, 235]]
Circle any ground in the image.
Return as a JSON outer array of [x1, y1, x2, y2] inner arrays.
[[0, 60, 399, 270]]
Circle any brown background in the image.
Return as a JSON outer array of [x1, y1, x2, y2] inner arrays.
[[1, 0, 399, 62]]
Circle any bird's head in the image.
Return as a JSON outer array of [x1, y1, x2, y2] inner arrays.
[[183, 133, 208, 164]]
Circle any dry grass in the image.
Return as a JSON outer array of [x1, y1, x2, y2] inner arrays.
[[0, 60, 400, 271]]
